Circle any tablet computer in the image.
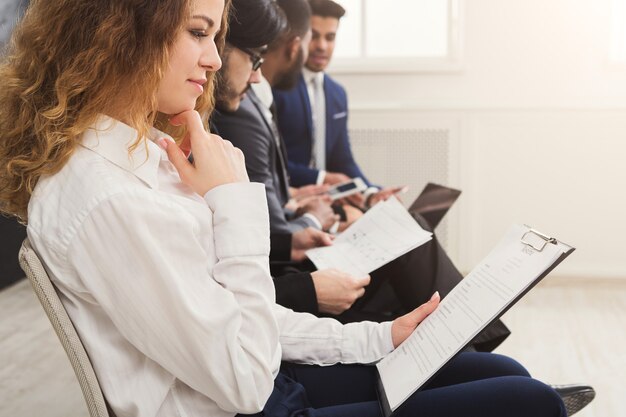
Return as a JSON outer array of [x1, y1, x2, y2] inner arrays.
[[408, 183, 461, 229]]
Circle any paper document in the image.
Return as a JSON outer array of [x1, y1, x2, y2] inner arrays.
[[376, 224, 574, 415], [306, 198, 432, 277]]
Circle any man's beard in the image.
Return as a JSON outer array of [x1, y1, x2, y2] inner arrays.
[[274, 48, 304, 91], [215, 60, 250, 113]]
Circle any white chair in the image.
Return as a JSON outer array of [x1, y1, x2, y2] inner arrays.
[[19, 239, 114, 417]]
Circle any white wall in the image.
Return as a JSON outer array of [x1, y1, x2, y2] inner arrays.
[[332, 0, 626, 278]]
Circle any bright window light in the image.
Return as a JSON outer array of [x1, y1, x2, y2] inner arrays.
[[333, 0, 452, 59], [611, 0, 626, 62]]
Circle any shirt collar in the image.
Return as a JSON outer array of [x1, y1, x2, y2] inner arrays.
[[302, 67, 324, 86], [250, 76, 274, 110], [80, 115, 169, 189]]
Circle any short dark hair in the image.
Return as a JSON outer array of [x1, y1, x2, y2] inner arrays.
[[275, 0, 311, 41], [308, 0, 345, 19], [227, 0, 287, 49]]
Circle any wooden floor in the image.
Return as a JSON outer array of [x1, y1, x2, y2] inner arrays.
[[0, 277, 624, 417]]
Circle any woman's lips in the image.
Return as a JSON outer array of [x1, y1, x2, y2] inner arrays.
[[188, 79, 206, 93]]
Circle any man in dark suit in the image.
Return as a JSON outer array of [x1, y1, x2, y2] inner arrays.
[[211, 0, 510, 351], [273, 0, 403, 209], [0, 0, 29, 289], [213, 0, 367, 316], [1, 0, 29, 46]]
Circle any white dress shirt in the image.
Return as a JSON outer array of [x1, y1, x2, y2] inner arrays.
[[26, 116, 393, 417]]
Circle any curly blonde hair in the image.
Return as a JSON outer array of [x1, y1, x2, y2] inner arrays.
[[0, 0, 229, 221]]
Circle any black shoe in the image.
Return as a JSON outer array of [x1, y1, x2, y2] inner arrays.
[[552, 384, 596, 416]]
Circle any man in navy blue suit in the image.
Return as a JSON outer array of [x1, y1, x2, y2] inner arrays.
[[273, 0, 404, 209]]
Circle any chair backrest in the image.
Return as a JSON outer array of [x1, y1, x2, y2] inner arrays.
[[19, 239, 113, 417]]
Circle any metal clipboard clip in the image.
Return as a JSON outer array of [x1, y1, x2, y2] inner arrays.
[[521, 228, 558, 252]]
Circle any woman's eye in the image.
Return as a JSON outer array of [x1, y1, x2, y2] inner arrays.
[[190, 30, 208, 39]]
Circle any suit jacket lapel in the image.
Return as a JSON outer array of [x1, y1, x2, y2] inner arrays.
[[322, 73, 334, 152], [297, 75, 314, 145], [247, 89, 291, 202]]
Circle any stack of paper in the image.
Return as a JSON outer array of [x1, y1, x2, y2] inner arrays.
[[306, 198, 432, 277]]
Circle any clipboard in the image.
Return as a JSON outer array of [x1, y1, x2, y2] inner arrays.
[[375, 225, 575, 417]]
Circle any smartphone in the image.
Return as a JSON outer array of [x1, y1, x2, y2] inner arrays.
[[327, 177, 367, 200]]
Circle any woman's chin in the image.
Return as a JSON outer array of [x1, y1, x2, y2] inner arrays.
[[157, 102, 197, 116]]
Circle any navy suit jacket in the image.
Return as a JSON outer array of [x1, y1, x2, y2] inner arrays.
[[273, 73, 373, 187]]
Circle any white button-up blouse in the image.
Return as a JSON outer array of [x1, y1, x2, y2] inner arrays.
[[26, 116, 394, 417]]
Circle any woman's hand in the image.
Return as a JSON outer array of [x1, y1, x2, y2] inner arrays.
[[158, 110, 249, 196], [391, 292, 440, 348]]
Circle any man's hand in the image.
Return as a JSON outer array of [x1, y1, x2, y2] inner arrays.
[[159, 111, 249, 196], [391, 291, 440, 348], [323, 171, 351, 185], [338, 192, 366, 208], [337, 204, 364, 232], [311, 269, 371, 315], [291, 227, 333, 262], [291, 184, 329, 200], [366, 186, 407, 208], [298, 197, 340, 230]]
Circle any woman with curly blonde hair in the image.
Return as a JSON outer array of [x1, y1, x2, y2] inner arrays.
[[0, 1, 570, 417], [0, 0, 222, 220]]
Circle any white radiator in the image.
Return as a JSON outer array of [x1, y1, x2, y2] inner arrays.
[[348, 128, 454, 250]]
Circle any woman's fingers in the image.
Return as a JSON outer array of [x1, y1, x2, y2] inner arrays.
[[158, 139, 193, 182], [391, 292, 440, 348], [161, 111, 249, 195], [169, 110, 204, 134], [169, 111, 208, 159]]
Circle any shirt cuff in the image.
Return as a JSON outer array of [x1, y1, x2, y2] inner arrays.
[[316, 170, 326, 186], [340, 320, 395, 364], [363, 186, 380, 197], [301, 213, 323, 230]]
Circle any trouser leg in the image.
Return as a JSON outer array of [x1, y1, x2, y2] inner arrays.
[[277, 352, 565, 417]]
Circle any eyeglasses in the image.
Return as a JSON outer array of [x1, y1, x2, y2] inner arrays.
[[240, 48, 265, 71]]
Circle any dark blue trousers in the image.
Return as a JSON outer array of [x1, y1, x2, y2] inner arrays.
[[239, 352, 566, 417]]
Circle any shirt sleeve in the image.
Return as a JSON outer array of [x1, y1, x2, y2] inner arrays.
[[301, 213, 323, 230], [316, 170, 326, 185], [269, 233, 292, 262], [273, 304, 395, 365], [272, 271, 319, 314], [66, 182, 279, 414]]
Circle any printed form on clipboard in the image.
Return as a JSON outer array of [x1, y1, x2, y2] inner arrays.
[[305, 197, 433, 278], [375, 224, 575, 417]]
